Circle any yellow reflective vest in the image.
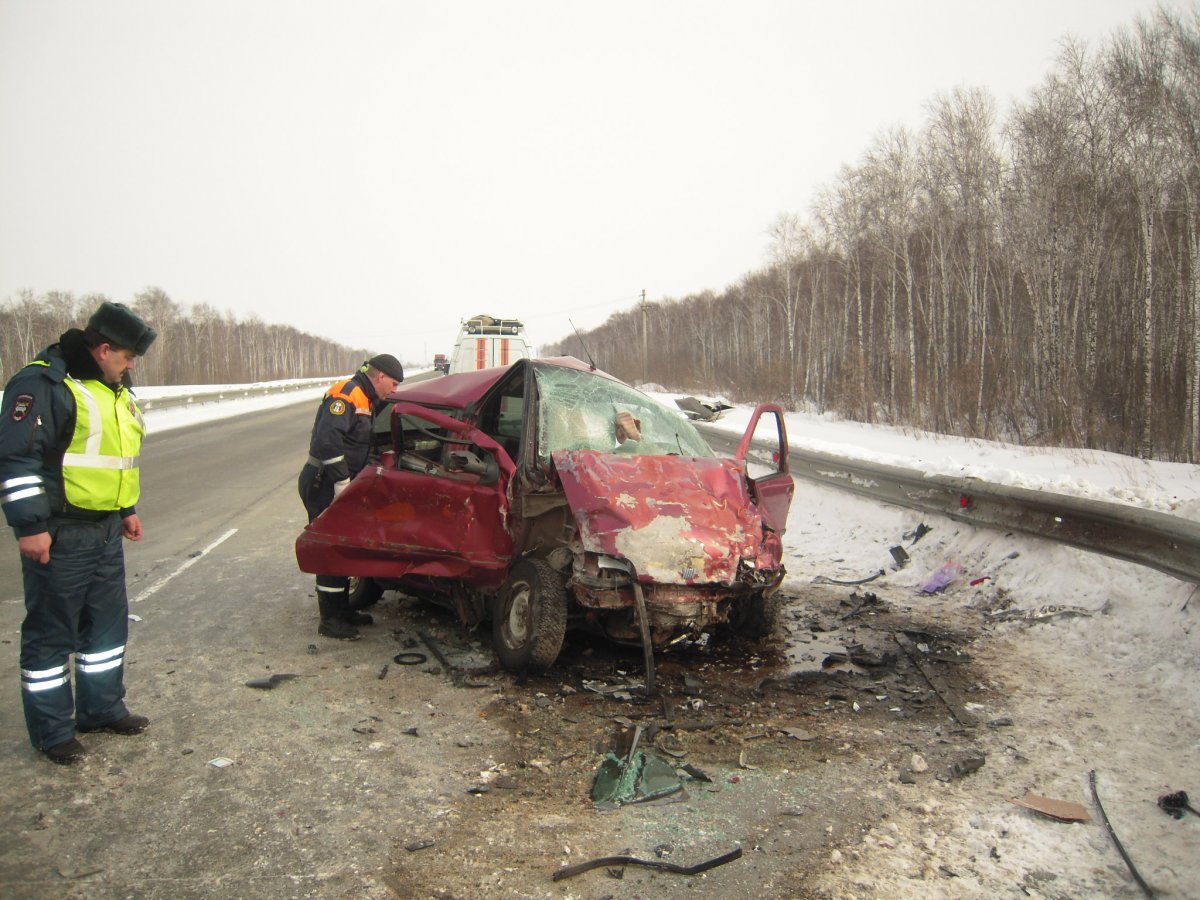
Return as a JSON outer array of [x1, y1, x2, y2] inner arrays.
[[60, 376, 145, 511]]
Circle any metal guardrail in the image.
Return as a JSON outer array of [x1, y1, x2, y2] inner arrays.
[[136, 381, 328, 412], [697, 425, 1200, 585], [135, 371, 440, 413]]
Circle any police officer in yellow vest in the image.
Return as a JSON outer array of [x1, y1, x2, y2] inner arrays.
[[0, 301, 157, 765]]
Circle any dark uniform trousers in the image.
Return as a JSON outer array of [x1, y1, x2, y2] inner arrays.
[[298, 465, 351, 611], [20, 512, 130, 749]]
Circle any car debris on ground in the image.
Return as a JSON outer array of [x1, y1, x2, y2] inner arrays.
[[242, 673, 298, 690], [552, 846, 743, 881], [1157, 789, 1199, 819], [1011, 793, 1092, 822], [673, 395, 735, 421]]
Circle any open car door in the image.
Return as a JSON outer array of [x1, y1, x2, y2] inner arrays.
[[295, 403, 518, 588], [734, 404, 794, 534]]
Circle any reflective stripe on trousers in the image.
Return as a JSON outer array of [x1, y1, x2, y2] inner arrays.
[[19, 513, 131, 750]]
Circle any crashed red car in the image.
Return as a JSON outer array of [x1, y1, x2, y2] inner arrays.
[[295, 356, 793, 672]]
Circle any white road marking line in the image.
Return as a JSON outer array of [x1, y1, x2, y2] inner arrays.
[[130, 528, 238, 603]]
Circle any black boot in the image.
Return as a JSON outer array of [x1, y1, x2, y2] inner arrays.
[[319, 619, 362, 640], [344, 609, 374, 626], [318, 593, 361, 641]]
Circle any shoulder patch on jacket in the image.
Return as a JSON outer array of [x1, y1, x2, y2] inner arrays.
[[9, 394, 34, 422], [328, 399, 347, 416]]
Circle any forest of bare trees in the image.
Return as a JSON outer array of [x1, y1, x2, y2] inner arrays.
[[548, 8, 1200, 463], [4, 9, 1198, 464], [0, 287, 369, 388]]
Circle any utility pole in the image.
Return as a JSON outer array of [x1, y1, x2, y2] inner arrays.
[[640, 289, 647, 384]]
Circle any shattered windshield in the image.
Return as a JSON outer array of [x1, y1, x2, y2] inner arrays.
[[534, 364, 714, 464]]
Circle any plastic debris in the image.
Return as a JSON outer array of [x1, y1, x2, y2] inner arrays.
[[674, 396, 734, 421], [814, 569, 885, 586], [583, 680, 637, 700], [920, 561, 962, 593], [904, 522, 932, 544], [208, 757, 234, 768], [782, 727, 815, 741], [944, 752, 986, 780], [1158, 790, 1200, 819], [591, 726, 683, 806], [243, 673, 298, 690], [553, 847, 742, 881], [1012, 793, 1091, 822], [839, 590, 885, 620], [987, 604, 1095, 623]]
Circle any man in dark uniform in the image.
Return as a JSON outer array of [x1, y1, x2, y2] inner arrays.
[[0, 301, 157, 765], [298, 353, 403, 640]]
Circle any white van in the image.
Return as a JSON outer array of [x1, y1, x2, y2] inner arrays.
[[448, 314, 534, 373]]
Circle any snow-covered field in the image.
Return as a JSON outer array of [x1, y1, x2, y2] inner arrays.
[[125, 377, 1200, 896], [649, 391, 1200, 898]]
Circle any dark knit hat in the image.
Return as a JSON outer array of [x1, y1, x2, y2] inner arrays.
[[88, 301, 157, 355], [367, 353, 404, 382]]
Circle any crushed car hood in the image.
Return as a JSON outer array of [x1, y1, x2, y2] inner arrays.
[[552, 449, 783, 585]]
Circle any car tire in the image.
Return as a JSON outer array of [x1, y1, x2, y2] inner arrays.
[[348, 576, 384, 610], [492, 558, 567, 671], [726, 590, 776, 639]]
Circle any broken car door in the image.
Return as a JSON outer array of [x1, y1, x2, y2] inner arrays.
[[295, 403, 517, 587], [734, 404, 793, 534]]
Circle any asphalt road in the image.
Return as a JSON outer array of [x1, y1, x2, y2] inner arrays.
[[0, 389, 643, 899], [0, 399, 316, 610]]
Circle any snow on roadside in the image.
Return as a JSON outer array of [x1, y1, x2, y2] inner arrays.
[[645, 389, 1200, 518], [136, 378, 330, 433], [651, 393, 1199, 898]]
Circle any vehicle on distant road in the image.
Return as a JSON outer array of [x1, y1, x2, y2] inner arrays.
[[448, 314, 532, 373], [295, 356, 793, 672], [433, 353, 449, 374]]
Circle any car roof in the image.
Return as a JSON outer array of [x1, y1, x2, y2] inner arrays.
[[385, 356, 611, 410]]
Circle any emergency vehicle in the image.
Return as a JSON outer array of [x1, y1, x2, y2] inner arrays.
[[448, 314, 533, 373]]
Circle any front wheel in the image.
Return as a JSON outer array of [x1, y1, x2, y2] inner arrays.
[[725, 590, 776, 639], [491, 559, 567, 672], [348, 576, 384, 610]]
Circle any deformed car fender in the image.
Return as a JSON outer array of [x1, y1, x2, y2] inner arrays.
[[552, 449, 784, 586]]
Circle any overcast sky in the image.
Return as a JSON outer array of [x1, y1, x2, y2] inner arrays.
[[0, 0, 1171, 365]]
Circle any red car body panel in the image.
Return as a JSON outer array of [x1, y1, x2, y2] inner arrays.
[[553, 449, 783, 585], [295, 404, 518, 587], [294, 462, 515, 584], [382, 355, 601, 409]]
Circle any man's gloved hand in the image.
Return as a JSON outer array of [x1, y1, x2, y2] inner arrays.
[[332, 478, 350, 498]]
